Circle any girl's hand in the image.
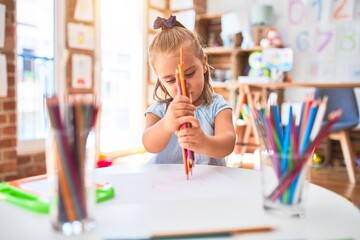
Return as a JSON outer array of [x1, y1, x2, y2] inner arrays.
[[176, 116, 208, 155], [163, 95, 196, 133]]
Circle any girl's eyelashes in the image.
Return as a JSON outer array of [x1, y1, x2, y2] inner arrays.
[[163, 70, 195, 84], [185, 71, 195, 78], [166, 78, 176, 84]]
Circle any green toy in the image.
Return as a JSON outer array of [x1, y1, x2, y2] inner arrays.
[[247, 51, 270, 77], [0, 181, 115, 214]]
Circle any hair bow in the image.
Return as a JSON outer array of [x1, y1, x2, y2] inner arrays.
[[153, 15, 176, 30]]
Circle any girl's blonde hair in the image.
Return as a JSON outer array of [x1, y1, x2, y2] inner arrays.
[[148, 17, 214, 107]]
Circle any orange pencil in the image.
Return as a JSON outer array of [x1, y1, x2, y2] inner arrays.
[[56, 152, 77, 221], [176, 69, 189, 179]]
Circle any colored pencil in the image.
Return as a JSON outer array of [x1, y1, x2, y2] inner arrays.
[[45, 95, 99, 223], [255, 95, 341, 205], [281, 105, 292, 175], [298, 94, 313, 145], [176, 47, 195, 179], [309, 96, 327, 141], [268, 110, 342, 201], [254, 110, 280, 179], [150, 226, 274, 239], [299, 101, 319, 155], [272, 105, 283, 144]]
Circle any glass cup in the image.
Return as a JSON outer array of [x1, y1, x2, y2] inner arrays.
[[259, 149, 312, 218], [46, 128, 97, 236]]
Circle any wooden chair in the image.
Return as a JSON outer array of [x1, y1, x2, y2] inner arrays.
[[314, 88, 359, 183]]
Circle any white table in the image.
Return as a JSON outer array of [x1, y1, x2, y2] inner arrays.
[[0, 164, 360, 239]]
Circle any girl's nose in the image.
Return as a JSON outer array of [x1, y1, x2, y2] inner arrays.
[[186, 81, 191, 91], [186, 86, 191, 95]]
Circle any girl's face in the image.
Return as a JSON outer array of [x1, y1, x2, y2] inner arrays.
[[152, 44, 206, 106]]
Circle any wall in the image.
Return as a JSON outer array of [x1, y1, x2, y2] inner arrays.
[[208, 0, 360, 160], [0, 0, 17, 181], [207, 0, 251, 14], [0, 0, 97, 181], [0, 0, 206, 181], [0, 0, 48, 181], [208, 0, 360, 106]]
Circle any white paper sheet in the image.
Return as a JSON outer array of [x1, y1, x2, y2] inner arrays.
[[20, 178, 49, 197], [0, 54, 7, 97], [19, 167, 255, 205], [67, 23, 94, 50], [0, 4, 5, 48], [74, 0, 94, 22], [72, 53, 92, 89], [108, 168, 252, 204]]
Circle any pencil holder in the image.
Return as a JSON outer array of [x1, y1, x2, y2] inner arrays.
[[259, 149, 311, 218], [46, 128, 97, 235], [252, 94, 342, 218]]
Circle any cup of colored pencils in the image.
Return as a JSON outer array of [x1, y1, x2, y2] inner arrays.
[[45, 94, 99, 235], [254, 95, 341, 218]]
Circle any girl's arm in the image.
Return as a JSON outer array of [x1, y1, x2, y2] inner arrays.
[[142, 113, 173, 153], [211, 109, 236, 157], [177, 109, 236, 158]]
